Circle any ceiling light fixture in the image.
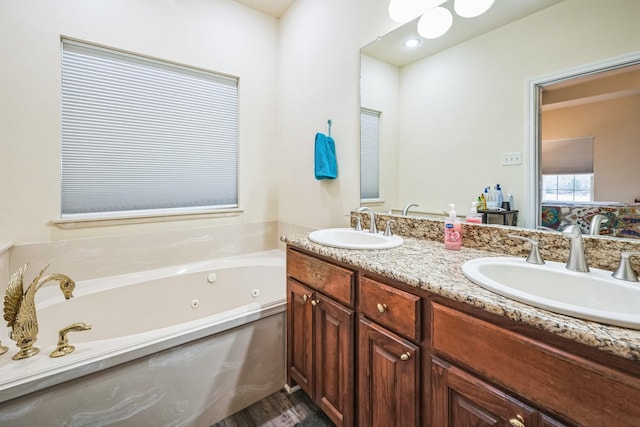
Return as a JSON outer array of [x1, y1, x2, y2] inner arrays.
[[388, 0, 447, 24], [402, 37, 423, 48], [454, 0, 495, 18], [389, 0, 495, 41], [417, 6, 453, 39]]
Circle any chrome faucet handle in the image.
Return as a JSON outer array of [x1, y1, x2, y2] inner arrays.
[[50, 322, 92, 358], [562, 225, 589, 272], [507, 234, 545, 265], [346, 213, 362, 231], [612, 252, 640, 282], [383, 220, 396, 236]]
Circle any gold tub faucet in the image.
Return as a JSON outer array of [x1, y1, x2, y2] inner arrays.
[[3, 264, 76, 360], [50, 322, 92, 358]]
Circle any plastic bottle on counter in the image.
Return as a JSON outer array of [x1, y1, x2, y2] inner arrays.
[[466, 202, 483, 224], [444, 204, 462, 250]]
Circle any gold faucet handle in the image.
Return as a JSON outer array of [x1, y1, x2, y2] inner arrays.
[[0, 340, 8, 356], [50, 322, 92, 358]]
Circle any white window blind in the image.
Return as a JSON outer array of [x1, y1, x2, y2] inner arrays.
[[61, 40, 238, 218], [541, 137, 594, 175], [360, 108, 380, 200]]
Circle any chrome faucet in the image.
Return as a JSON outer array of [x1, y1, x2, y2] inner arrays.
[[356, 207, 378, 233], [402, 203, 419, 216], [589, 214, 609, 235], [562, 225, 589, 272]]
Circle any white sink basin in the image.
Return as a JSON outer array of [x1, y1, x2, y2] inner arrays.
[[308, 228, 403, 250], [462, 256, 640, 329]]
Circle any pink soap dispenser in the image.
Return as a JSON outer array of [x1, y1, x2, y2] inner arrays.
[[444, 204, 462, 250]]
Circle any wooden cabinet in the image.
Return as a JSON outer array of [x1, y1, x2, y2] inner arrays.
[[358, 276, 422, 427], [313, 292, 355, 425], [432, 356, 544, 427], [286, 249, 355, 427], [431, 302, 640, 426], [286, 246, 640, 427], [358, 317, 420, 427]]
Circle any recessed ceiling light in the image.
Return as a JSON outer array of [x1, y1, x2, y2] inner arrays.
[[402, 37, 423, 49]]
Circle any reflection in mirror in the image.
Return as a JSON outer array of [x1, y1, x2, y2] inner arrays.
[[532, 60, 640, 238], [360, 0, 640, 241]]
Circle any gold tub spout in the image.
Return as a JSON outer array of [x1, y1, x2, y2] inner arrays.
[[3, 264, 76, 360], [50, 322, 92, 358]]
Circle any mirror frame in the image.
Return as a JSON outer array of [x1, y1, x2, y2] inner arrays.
[[527, 50, 640, 230]]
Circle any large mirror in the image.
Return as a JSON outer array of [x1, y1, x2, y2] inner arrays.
[[360, 0, 640, 240]]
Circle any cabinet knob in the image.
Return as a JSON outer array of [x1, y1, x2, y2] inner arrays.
[[302, 294, 311, 302], [377, 303, 388, 313], [509, 415, 525, 427], [311, 299, 320, 306], [400, 352, 411, 361]]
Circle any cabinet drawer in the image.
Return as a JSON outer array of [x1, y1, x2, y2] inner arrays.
[[359, 276, 421, 341], [432, 302, 640, 426], [287, 249, 354, 306]]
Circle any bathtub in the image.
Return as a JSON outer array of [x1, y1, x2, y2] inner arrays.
[[0, 249, 286, 426]]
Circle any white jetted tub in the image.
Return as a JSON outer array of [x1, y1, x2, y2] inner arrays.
[[0, 249, 286, 426]]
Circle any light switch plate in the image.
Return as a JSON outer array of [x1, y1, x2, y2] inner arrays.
[[501, 152, 522, 165]]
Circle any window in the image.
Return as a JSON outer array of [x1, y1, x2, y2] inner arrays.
[[542, 174, 593, 202], [360, 108, 380, 200], [61, 40, 238, 219]]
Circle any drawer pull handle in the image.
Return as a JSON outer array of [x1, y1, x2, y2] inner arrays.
[[311, 299, 320, 306], [509, 415, 525, 427], [377, 303, 388, 313], [400, 352, 411, 361]]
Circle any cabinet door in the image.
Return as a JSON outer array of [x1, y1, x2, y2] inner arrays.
[[431, 356, 536, 427], [358, 317, 420, 427], [313, 294, 355, 427], [287, 278, 314, 396]]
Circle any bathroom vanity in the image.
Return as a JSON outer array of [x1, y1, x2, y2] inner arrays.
[[283, 235, 640, 427]]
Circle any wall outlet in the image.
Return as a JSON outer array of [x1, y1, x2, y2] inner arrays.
[[501, 152, 522, 166]]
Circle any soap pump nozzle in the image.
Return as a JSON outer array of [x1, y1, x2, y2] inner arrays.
[[448, 204, 456, 218]]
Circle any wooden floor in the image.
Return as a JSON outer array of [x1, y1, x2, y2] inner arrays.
[[211, 388, 335, 427]]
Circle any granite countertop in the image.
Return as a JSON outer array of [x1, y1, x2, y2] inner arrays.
[[282, 233, 640, 363]]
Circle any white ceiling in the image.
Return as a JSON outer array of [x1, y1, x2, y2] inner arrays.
[[362, 0, 566, 67], [233, 0, 295, 18]]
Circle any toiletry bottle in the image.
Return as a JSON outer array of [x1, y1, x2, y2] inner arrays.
[[507, 193, 514, 211], [479, 194, 486, 210], [466, 202, 482, 224], [444, 204, 462, 250], [496, 184, 504, 208]]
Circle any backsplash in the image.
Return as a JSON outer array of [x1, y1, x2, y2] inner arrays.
[[542, 203, 640, 239], [354, 212, 640, 272]]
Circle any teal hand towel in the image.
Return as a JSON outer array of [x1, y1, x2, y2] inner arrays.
[[314, 132, 337, 180]]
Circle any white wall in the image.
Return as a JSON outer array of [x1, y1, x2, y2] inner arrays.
[[395, 0, 640, 226], [276, 0, 397, 232], [0, 0, 279, 245]]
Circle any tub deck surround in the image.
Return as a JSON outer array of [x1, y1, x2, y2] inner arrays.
[[0, 249, 286, 414], [280, 233, 640, 363]]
